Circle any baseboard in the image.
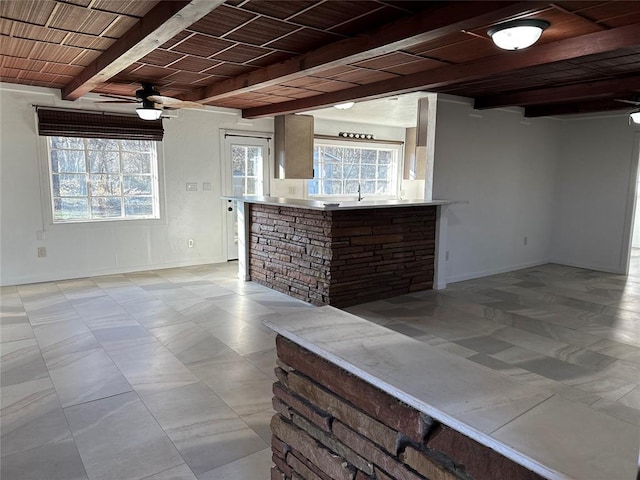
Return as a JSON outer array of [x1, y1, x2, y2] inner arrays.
[[0, 256, 228, 286], [547, 258, 625, 275], [445, 259, 552, 285]]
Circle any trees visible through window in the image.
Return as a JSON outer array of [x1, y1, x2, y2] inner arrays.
[[48, 137, 160, 222], [232, 145, 263, 196], [308, 142, 399, 197]]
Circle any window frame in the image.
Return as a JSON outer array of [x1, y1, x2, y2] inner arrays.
[[37, 134, 167, 226], [308, 138, 402, 200]]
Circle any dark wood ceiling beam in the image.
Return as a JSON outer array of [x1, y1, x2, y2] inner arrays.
[[474, 76, 640, 109], [62, 0, 224, 101], [187, 1, 550, 103], [525, 99, 631, 117], [242, 22, 640, 118]]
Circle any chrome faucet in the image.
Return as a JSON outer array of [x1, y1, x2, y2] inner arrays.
[[357, 183, 363, 201]]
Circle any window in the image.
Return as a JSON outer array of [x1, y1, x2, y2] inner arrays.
[[47, 136, 160, 223], [231, 145, 263, 196], [308, 140, 400, 197]]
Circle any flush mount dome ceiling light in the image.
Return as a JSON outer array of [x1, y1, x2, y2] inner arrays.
[[488, 19, 550, 50], [334, 102, 355, 110]]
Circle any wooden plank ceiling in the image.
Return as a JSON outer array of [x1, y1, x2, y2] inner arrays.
[[1, 0, 639, 118]]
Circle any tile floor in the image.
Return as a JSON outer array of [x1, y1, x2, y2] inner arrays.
[[2, 261, 639, 479]]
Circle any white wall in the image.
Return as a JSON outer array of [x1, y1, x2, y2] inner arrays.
[[432, 96, 561, 283], [551, 116, 640, 273], [0, 84, 273, 286], [632, 181, 640, 248]]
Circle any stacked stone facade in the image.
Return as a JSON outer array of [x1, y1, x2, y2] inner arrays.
[[271, 335, 544, 480], [249, 204, 436, 307]]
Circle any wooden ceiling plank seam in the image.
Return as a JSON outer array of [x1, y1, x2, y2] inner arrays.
[[474, 76, 640, 109], [262, 25, 306, 50], [283, 0, 328, 24], [244, 48, 284, 68], [217, 12, 264, 41], [241, 21, 640, 118], [84, 4, 145, 21], [550, 3, 608, 30], [375, 1, 415, 15], [43, 2, 61, 29], [185, 1, 551, 103], [594, 10, 640, 28], [564, 57, 622, 79], [225, 2, 348, 39], [99, 14, 129, 39], [325, 4, 387, 33], [62, 0, 225, 101], [183, 25, 301, 56]]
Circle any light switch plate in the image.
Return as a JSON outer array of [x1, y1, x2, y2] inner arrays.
[[203, 182, 212, 191], [186, 182, 198, 191]]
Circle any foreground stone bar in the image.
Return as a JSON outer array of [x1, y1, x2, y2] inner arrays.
[[224, 196, 453, 307], [264, 307, 639, 480]]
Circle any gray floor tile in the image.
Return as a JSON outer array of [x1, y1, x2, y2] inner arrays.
[[197, 448, 271, 480], [141, 382, 267, 475], [514, 356, 594, 381], [454, 335, 514, 354], [1, 338, 49, 387], [0, 318, 34, 343], [0, 438, 88, 480], [65, 391, 185, 480], [47, 347, 132, 407], [141, 464, 197, 480], [108, 341, 200, 395], [33, 318, 100, 363], [148, 321, 237, 367], [1, 377, 72, 457]]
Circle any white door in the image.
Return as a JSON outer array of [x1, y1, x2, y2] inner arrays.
[[223, 135, 270, 260]]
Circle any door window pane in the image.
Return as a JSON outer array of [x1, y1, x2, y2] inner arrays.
[[231, 144, 263, 196]]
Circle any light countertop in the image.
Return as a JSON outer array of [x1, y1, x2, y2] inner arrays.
[[264, 306, 638, 480], [222, 195, 456, 211]]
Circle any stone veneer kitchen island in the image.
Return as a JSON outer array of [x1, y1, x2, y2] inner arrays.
[[224, 196, 453, 307], [265, 307, 638, 480]]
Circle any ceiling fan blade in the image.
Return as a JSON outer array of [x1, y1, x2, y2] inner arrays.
[[614, 98, 640, 106], [99, 93, 138, 102], [147, 95, 203, 109]]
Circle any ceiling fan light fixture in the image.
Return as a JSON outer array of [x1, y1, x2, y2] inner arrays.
[[631, 110, 640, 124], [136, 107, 162, 121], [334, 102, 355, 110], [488, 19, 550, 50]]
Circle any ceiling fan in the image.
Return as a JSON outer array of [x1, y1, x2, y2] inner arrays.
[[98, 83, 204, 120], [614, 95, 640, 124]]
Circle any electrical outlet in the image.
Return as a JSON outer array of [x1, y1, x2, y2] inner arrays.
[[188, 239, 194, 248], [524, 236, 528, 246], [202, 182, 212, 192], [288, 186, 296, 195], [37, 247, 47, 258]]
